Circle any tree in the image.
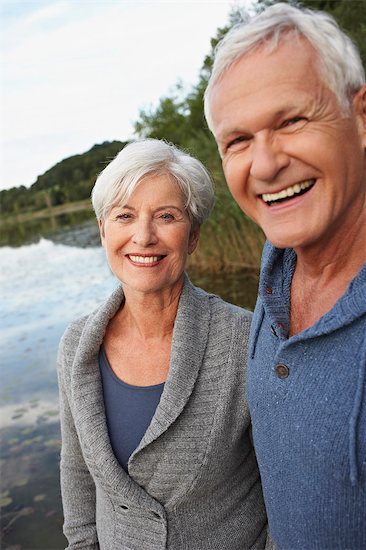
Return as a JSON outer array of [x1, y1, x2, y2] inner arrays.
[[301, 0, 365, 66]]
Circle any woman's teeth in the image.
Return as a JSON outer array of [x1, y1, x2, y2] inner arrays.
[[262, 179, 315, 205], [129, 255, 161, 264]]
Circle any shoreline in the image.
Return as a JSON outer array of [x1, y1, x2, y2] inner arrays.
[[0, 199, 93, 225]]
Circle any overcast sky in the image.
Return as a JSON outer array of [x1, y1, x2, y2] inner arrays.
[[0, 0, 247, 191]]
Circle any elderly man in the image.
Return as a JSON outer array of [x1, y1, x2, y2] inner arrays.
[[204, 4, 366, 549]]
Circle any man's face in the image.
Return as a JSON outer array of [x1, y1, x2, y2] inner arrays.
[[209, 38, 366, 251]]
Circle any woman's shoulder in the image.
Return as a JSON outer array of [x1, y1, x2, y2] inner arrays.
[[59, 313, 90, 352], [58, 285, 124, 364], [210, 291, 252, 318], [189, 279, 252, 325], [187, 282, 253, 360], [207, 292, 253, 335]]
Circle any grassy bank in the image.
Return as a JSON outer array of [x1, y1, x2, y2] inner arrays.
[[0, 199, 93, 225]]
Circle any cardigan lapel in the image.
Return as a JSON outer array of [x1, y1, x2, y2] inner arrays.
[[70, 285, 145, 501], [69, 275, 210, 497], [132, 275, 211, 454]]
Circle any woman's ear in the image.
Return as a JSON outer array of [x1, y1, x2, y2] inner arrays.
[[188, 225, 200, 255], [99, 218, 105, 247]]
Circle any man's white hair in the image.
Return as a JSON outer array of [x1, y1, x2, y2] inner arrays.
[[204, 3, 365, 128]]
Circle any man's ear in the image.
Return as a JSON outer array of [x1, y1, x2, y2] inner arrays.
[[353, 84, 366, 147], [99, 218, 105, 247], [188, 225, 200, 255]]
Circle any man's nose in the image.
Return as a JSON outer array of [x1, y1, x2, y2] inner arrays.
[[250, 134, 290, 182], [132, 218, 157, 247]]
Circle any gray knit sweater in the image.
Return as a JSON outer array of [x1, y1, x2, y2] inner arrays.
[[57, 275, 268, 549]]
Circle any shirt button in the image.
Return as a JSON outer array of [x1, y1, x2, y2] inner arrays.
[[265, 287, 273, 295], [275, 363, 289, 379]]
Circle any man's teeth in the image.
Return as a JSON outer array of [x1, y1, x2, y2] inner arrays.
[[262, 180, 315, 204], [129, 255, 161, 264]]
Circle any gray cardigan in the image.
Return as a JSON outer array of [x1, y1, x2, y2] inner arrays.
[[57, 276, 268, 549]]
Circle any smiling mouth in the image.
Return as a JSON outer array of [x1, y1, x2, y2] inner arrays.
[[262, 179, 316, 206], [127, 254, 165, 264]]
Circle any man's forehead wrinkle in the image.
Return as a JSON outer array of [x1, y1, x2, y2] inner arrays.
[[217, 103, 310, 142]]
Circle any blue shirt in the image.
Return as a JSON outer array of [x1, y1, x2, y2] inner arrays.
[[99, 346, 164, 472], [248, 241, 366, 549]]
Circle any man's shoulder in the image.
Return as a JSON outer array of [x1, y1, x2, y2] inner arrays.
[[260, 241, 294, 269]]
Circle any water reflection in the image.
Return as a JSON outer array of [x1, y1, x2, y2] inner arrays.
[[0, 208, 95, 247], [0, 227, 259, 548]]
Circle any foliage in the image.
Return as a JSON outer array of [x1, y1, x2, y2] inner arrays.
[[297, 0, 366, 68], [0, 141, 127, 217]]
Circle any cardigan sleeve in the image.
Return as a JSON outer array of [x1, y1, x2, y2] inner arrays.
[[57, 344, 100, 550]]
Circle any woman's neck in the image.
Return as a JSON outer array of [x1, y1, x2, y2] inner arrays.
[[114, 280, 184, 341]]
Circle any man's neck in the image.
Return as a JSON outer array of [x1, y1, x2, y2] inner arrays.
[[289, 209, 366, 336]]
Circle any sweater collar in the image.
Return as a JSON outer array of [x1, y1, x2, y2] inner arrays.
[[131, 275, 210, 457], [69, 273, 210, 498], [259, 242, 366, 340]]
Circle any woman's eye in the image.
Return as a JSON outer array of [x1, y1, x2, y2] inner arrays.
[[116, 213, 132, 221], [159, 212, 174, 221]]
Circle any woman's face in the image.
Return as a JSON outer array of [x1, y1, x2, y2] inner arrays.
[[100, 174, 199, 297]]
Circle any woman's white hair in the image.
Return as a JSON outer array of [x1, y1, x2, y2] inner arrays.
[[204, 2, 365, 128], [91, 139, 215, 226]]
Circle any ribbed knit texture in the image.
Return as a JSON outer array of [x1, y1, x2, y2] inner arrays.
[[248, 242, 366, 550], [57, 275, 270, 550]]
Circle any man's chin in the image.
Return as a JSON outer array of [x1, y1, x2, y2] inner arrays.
[[264, 233, 306, 251]]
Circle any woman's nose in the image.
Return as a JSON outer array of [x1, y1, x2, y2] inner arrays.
[[250, 134, 290, 182], [131, 219, 157, 247]]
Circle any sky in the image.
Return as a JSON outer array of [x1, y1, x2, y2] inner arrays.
[[0, 0, 247, 191]]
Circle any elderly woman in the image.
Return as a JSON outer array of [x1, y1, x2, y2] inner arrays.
[[57, 139, 267, 549]]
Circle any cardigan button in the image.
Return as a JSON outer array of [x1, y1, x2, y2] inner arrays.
[[270, 325, 277, 336], [120, 504, 129, 510], [151, 511, 161, 519], [275, 363, 289, 379]]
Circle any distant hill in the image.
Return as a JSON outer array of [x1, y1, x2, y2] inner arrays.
[[0, 140, 127, 216]]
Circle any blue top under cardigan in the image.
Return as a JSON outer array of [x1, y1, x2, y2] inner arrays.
[[248, 241, 366, 550], [99, 346, 164, 472]]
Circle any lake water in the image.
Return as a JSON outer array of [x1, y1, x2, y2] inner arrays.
[[0, 225, 259, 549]]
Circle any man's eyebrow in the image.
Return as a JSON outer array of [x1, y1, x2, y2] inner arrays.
[[217, 107, 303, 141], [217, 127, 251, 142]]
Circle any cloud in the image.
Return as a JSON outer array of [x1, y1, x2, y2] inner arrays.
[[1, 1, 236, 189], [26, 1, 68, 24]]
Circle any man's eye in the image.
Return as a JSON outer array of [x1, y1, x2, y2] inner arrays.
[[281, 117, 307, 128], [226, 135, 251, 150]]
